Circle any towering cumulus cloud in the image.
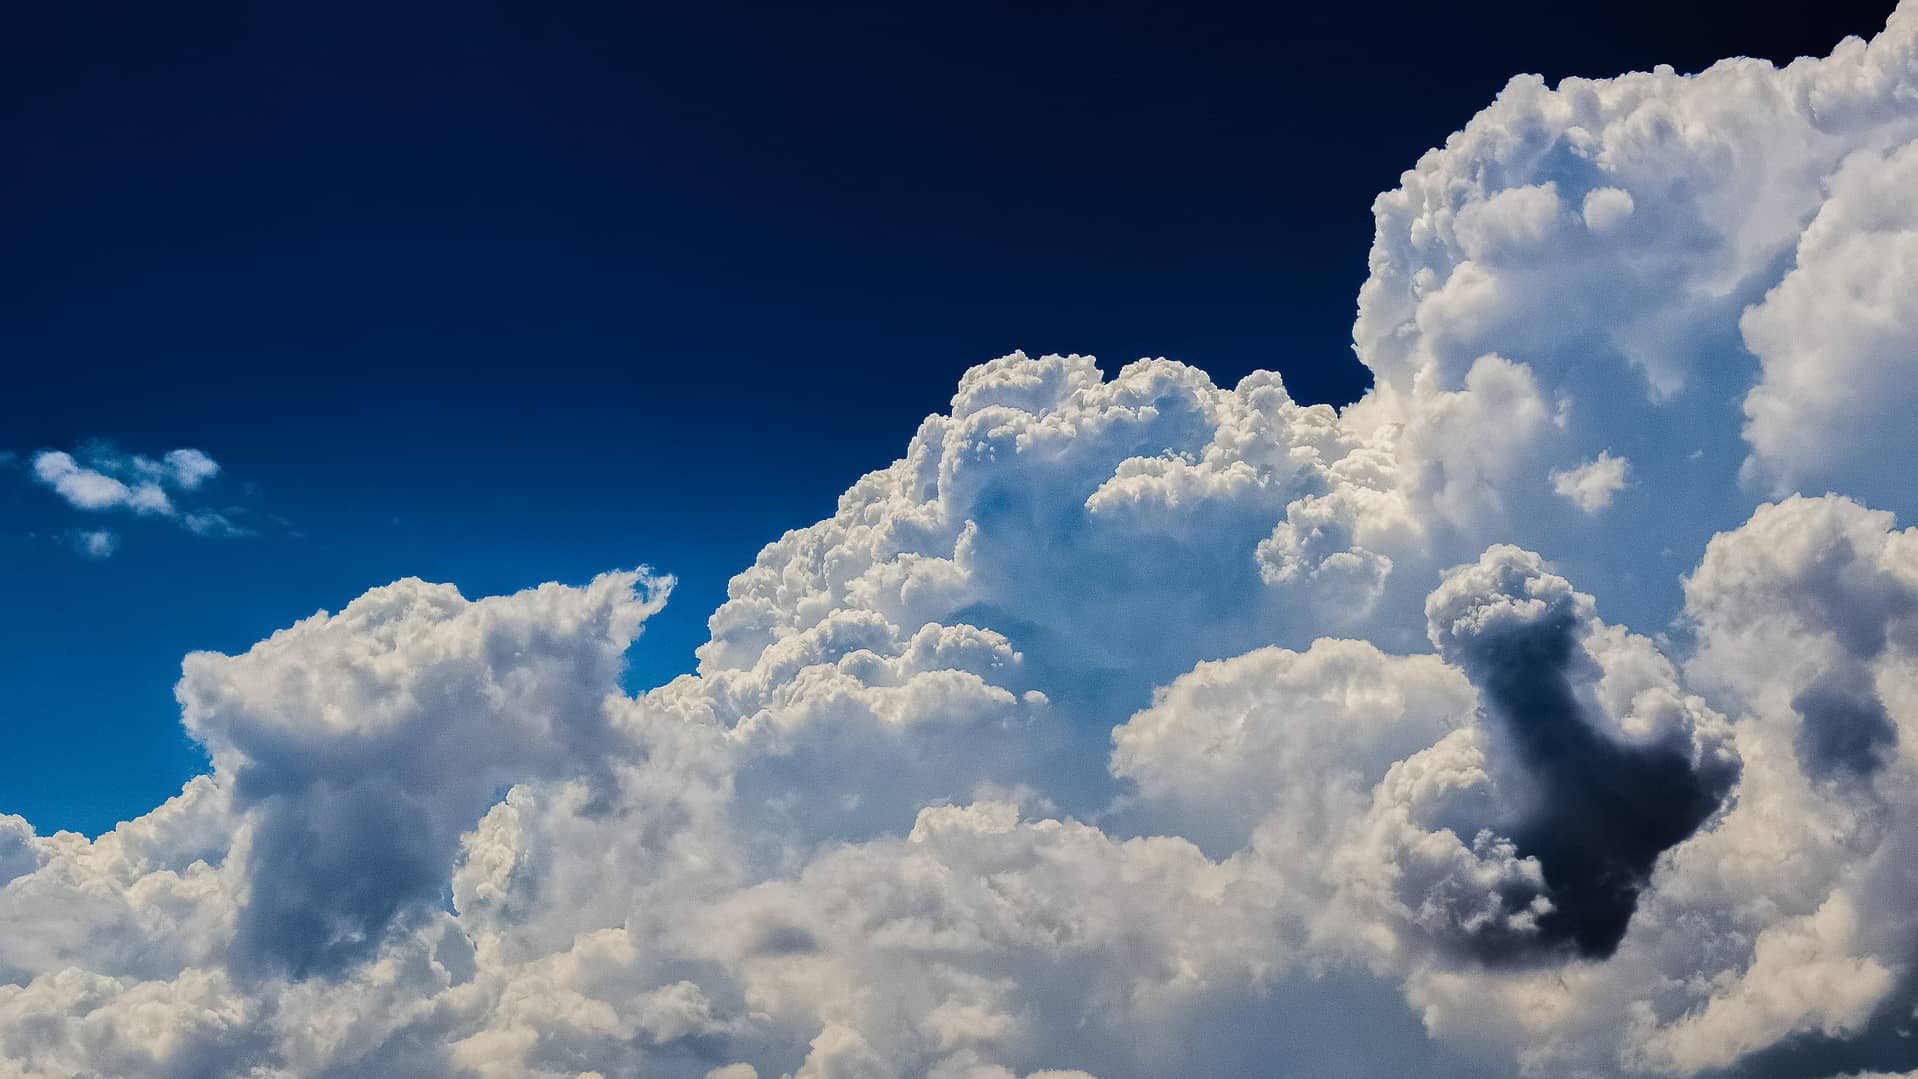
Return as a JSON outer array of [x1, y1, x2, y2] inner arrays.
[[6, 5, 1918, 1076]]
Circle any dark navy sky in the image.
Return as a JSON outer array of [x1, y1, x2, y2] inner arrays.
[[1, 0, 1898, 835]]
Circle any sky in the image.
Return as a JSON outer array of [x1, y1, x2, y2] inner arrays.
[[6, 2, 1918, 1077], [2, 0, 1899, 837]]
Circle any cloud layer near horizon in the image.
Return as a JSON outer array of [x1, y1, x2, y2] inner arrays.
[[6, 6, 1918, 1076]]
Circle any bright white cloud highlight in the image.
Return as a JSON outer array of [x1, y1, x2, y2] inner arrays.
[[1582, 186, 1637, 232]]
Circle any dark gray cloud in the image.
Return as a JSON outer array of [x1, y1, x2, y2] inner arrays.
[[230, 786, 450, 978], [1472, 603, 1734, 957], [1793, 674, 1899, 781], [1429, 549, 1739, 962]]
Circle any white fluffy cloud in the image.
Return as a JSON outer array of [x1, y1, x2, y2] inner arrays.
[[1740, 139, 1918, 505], [1552, 450, 1631, 513], [7, 3, 1918, 1077]]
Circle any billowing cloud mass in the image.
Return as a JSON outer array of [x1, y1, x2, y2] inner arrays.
[[6, 5, 1918, 1076]]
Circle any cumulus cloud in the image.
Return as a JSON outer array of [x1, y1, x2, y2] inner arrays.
[[183, 571, 671, 976], [1740, 140, 1918, 505], [1551, 450, 1631, 513], [6, 3, 1918, 1076]]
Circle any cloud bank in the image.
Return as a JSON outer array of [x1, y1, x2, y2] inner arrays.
[[6, 5, 1918, 1076]]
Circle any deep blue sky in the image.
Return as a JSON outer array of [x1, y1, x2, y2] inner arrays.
[[1, 0, 1897, 836]]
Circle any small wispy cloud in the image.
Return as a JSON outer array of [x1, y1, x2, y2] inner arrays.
[[21, 443, 253, 554], [66, 529, 119, 559], [33, 451, 176, 514], [1550, 449, 1631, 514], [183, 510, 249, 538]]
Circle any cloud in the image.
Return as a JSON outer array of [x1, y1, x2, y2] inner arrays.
[[151, 448, 220, 490], [179, 571, 671, 977], [1551, 450, 1631, 514], [23, 444, 248, 552], [4, 3, 1918, 1076], [65, 529, 119, 559], [32, 451, 173, 514], [1109, 638, 1475, 854], [1582, 187, 1637, 233], [1741, 140, 1918, 505], [1791, 674, 1898, 779], [1421, 546, 1737, 961]]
